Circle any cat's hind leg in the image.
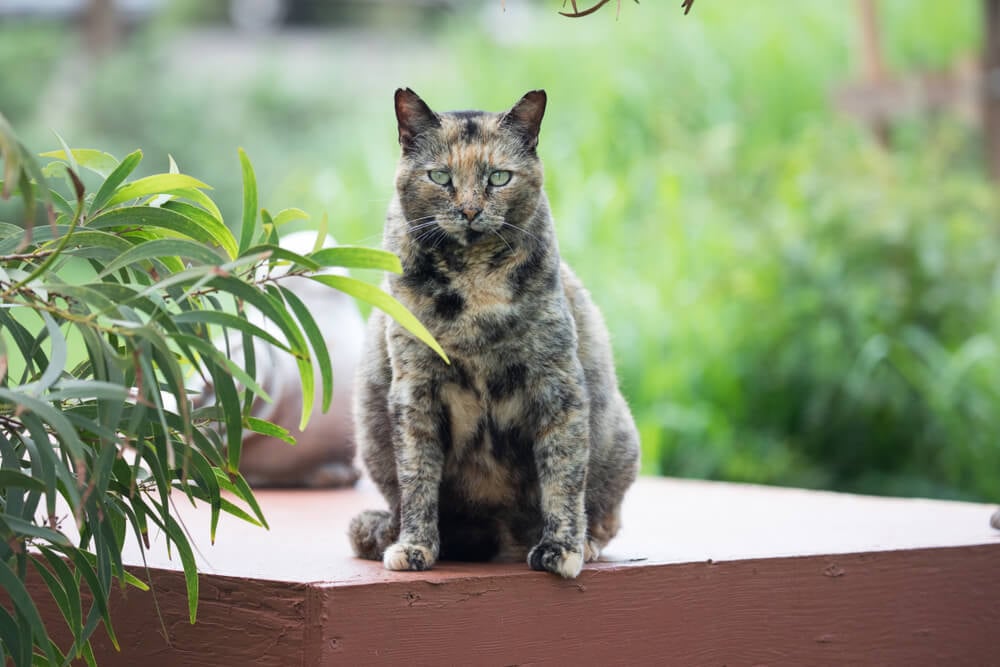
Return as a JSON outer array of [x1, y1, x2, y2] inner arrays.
[[348, 509, 398, 560]]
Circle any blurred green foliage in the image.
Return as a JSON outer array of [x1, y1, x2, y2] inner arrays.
[[1, 0, 996, 501], [0, 22, 68, 123]]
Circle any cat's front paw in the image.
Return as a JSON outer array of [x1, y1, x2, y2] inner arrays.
[[383, 542, 437, 571], [528, 541, 584, 578]]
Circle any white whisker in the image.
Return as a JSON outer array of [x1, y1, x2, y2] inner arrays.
[[490, 228, 514, 254], [499, 221, 540, 242]]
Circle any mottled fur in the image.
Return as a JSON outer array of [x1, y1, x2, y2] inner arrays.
[[349, 89, 639, 578]]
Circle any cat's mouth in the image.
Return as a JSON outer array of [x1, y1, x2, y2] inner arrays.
[[437, 217, 492, 246]]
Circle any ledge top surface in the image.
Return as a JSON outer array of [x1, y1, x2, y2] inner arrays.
[[122, 476, 999, 586]]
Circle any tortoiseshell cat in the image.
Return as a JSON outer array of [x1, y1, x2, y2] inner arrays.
[[349, 89, 639, 578]]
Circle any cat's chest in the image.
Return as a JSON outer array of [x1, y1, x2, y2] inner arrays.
[[445, 267, 515, 316], [400, 263, 521, 344], [438, 376, 534, 505]]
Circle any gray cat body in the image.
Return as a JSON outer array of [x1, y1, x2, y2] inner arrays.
[[349, 89, 639, 578]]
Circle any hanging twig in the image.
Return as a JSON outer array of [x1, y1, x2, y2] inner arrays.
[[560, 0, 614, 18], [559, 0, 693, 19]]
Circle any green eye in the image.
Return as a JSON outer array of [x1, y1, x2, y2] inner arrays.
[[489, 170, 512, 187], [428, 170, 451, 186]]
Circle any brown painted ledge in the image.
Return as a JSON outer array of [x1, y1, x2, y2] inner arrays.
[[37, 477, 1000, 666]]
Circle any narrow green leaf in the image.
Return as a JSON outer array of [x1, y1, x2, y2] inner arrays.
[[0, 115, 23, 199], [3, 170, 83, 295], [244, 243, 320, 271], [0, 221, 22, 237], [206, 275, 314, 429], [43, 380, 130, 402], [65, 549, 119, 651], [0, 557, 59, 666], [174, 333, 273, 404], [261, 209, 279, 246], [239, 328, 258, 415], [238, 148, 258, 254], [171, 482, 264, 528], [213, 354, 244, 472], [229, 471, 268, 530], [172, 310, 292, 353], [309, 246, 403, 273], [310, 274, 449, 363], [1, 514, 71, 546], [88, 206, 236, 259], [12, 421, 72, 521], [19, 311, 67, 396], [0, 606, 24, 667], [244, 416, 295, 445], [51, 132, 80, 177], [104, 173, 212, 208], [59, 229, 134, 261], [162, 514, 199, 624], [39, 148, 118, 179], [41, 159, 68, 180], [12, 133, 55, 233], [184, 449, 222, 544], [97, 238, 225, 277], [38, 548, 82, 639], [161, 200, 238, 259], [47, 283, 118, 314], [155, 186, 224, 221], [272, 207, 309, 227], [0, 470, 46, 492], [314, 214, 329, 252], [0, 222, 74, 254], [48, 188, 73, 218], [279, 284, 333, 412], [0, 310, 48, 377], [0, 388, 87, 473], [27, 559, 74, 658], [89, 149, 141, 213]]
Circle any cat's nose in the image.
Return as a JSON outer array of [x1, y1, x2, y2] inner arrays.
[[461, 206, 482, 222]]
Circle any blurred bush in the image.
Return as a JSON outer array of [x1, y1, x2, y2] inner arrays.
[[0, 0, 996, 501], [0, 22, 68, 123]]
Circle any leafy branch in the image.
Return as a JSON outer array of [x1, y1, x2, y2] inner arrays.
[[0, 116, 444, 666]]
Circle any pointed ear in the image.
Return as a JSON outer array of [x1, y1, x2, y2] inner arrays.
[[395, 88, 440, 152], [500, 90, 547, 150]]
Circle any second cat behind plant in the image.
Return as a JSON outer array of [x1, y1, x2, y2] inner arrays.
[[349, 89, 639, 578]]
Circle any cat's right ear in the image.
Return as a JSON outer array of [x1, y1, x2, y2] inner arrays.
[[395, 88, 440, 153]]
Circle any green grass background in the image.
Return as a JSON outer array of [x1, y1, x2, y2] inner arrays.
[[2, 0, 997, 501]]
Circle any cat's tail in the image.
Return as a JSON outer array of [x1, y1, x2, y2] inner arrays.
[[348, 509, 397, 560]]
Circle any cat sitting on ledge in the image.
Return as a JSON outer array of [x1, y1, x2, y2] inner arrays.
[[349, 89, 640, 578]]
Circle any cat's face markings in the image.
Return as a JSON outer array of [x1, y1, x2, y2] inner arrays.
[[394, 89, 547, 246], [450, 111, 484, 143]]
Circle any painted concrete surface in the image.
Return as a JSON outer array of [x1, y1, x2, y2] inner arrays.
[[34, 477, 999, 665], [122, 476, 1000, 585]]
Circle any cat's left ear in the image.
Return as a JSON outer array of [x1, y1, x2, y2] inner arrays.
[[500, 90, 547, 150]]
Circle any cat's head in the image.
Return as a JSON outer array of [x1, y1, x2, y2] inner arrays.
[[393, 88, 547, 247]]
